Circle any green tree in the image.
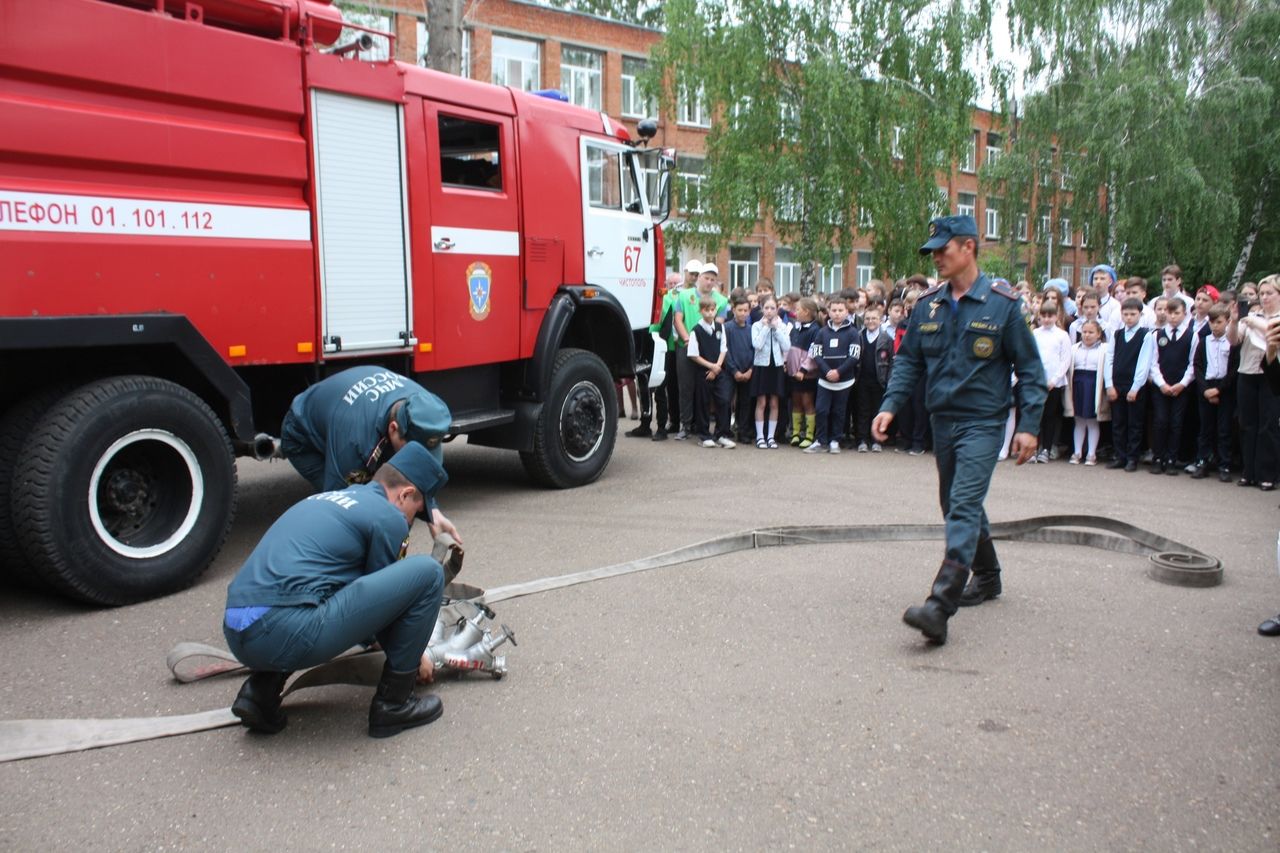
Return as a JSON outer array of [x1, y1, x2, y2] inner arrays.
[[990, 0, 1279, 288], [647, 0, 992, 292], [545, 0, 664, 27]]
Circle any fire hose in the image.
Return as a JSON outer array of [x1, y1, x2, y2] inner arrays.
[[0, 516, 1220, 763]]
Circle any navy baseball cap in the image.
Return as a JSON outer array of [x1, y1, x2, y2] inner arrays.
[[396, 392, 451, 464], [920, 215, 980, 255], [385, 441, 448, 519]]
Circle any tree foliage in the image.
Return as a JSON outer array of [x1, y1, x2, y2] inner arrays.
[[647, 0, 992, 290], [544, 0, 664, 28], [989, 0, 1280, 287]]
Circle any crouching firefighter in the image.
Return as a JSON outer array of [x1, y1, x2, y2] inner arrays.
[[222, 441, 448, 738]]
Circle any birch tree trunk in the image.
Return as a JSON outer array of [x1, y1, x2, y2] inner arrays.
[[1229, 174, 1270, 289]]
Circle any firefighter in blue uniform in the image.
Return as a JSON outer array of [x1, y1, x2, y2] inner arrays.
[[223, 441, 448, 738], [280, 365, 462, 544], [872, 215, 1047, 645]]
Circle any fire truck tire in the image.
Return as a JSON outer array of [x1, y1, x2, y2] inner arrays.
[[520, 348, 616, 489], [0, 386, 72, 590], [11, 376, 237, 606]]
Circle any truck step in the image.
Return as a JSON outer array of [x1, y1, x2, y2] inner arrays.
[[449, 409, 516, 433]]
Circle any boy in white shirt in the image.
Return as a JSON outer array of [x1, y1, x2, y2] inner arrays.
[[1103, 297, 1156, 471]]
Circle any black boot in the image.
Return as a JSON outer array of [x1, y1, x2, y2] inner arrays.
[[958, 538, 1002, 607], [368, 662, 443, 738], [232, 670, 292, 734], [903, 559, 969, 645]]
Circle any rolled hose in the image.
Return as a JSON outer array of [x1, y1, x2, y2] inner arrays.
[[0, 515, 1219, 763]]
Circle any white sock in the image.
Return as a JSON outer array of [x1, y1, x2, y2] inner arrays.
[[755, 420, 764, 440], [766, 420, 775, 440]]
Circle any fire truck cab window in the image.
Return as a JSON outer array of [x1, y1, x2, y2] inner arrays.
[[439, 115, 502, 190], [586, 146, 623, 209]]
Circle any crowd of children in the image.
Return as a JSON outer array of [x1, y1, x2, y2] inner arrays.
[[623, 261, 1280, 494]]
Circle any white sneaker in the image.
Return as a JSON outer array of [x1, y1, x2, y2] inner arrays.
[[1085, 455, 1097, 466], [803, 442, 825, 454], [857, 442, 869, 453], [1069, 454, 1081, 465], [717, 436, 736, 449], [700, 438, 717, 447], [673, 430, 688, 441], [871, 443, 882, 453], [1035, 450, 1049, 464], [829, 440, 841, 454]]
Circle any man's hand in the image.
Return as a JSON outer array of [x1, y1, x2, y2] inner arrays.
[[825, 369, 839, 382], [1010, 431, 1038, 465], [417, 652, 435, 685], [429, 509, 463, 546], [871, 411, 893, 443], [1106, 387, 1118, 402]]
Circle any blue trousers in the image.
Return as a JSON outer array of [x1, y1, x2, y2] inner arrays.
[[931, 415, 1004, 567], [280, 411, 326, 491], [224, 556, 444, 673], [815, 385, 852, 445]]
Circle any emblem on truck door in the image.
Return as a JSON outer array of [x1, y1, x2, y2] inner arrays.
[[467, 262, 492, 321]]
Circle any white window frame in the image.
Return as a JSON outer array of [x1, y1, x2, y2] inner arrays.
[[560, 46, 603, 110], [1059, 217, 1072, 247], [1037, 211, 1051, 243], [491, 35, 540, 92], [931, 186, 950, 217], [855, 251, 874, 288], [416, 22, 470, 76], [891, 125, 905, 159], [819, 263, 843, 293], [729, 246, 760, 291], [774, 248, 801, 292], [985, 131, 1002, 168], [1017, 212, 1029, 243], [957, 192, 976, 220], [677, 155, 707, 215], [961, 131, 977, 173], [1060, 264, 1074, 287], [985, 199, 1000, 239], [620, 56, 654, 119], [678, 85, 711, 128]]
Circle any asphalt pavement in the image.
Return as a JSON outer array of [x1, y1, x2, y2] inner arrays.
[[1, 430, 1278, 850]]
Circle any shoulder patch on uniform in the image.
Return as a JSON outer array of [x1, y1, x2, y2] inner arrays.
[[990, 281, 1018, 300], [920, 284, 944, 299]]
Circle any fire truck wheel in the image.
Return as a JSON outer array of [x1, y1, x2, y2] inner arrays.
[[0, 386, 72, 590], [521, 348, 617, 488], [11, 376, 237, 606]]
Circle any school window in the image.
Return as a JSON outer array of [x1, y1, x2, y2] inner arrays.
[[1041, 147, 1057, 188], [1080, 223, 1090, 248], [1059, 217, 1072, 246], [438, 115, 502, 190], [1080, 266, 1092, 290], [985, 131, 1002, 167], [891, 125, 905, 159], [931, 186, 950, 216], [586, 146, 622, 209], [337, 8, 390, 61], [559, 46, 602, 110], [775, 185, 803, 223], [415, 23, 469, 74], [856, 251, 874, 288], [676, 155, 707, 215], [985, 199, 1000, 238], [774, 247, 801, 292], [491, 35, 540, 91], [779, 101, 800, 141], [731, 96, 753, 130], [1060, 158, 1073, 190], [1017, 212, 1029, 242], [961, 131, 978, 173], [957, 192, 976, 220], [620, 57, 655, 118], [1037, 209, 1051, 242], [678, 85, 711, 128], [1060, 264, 1074, 285], [858, 207, 874, 230], [729, 246, 760, 291], [819, 261, 844, 293]]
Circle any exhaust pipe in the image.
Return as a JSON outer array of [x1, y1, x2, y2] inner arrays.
[[251, 433, 282, 460]]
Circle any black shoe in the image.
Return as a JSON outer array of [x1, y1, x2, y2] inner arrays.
[[1238, 477, 1257, 487], [1259, 615, 1280, 637], [1106, 458, 1126, 470], [1150, 462, 1166, 475], [232, 670, 292, 734], [1165, 464, 1179, 476], [903, 560, 969, 645], [1260, 482, 1276, 492], [651, 429, 668, 441], [1124, 461, 1137, 472], [625, 424, 652, 438], [368, 663, 443, 738], [1190, 464, 1207, 479], [1218, 469, 1232, 483], [958, 538, 1001, 607]]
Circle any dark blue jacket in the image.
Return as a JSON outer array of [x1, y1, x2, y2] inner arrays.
[[724, 320, 755, 375]]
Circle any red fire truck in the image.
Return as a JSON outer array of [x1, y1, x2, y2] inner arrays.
[[0, 0, 672, 604]]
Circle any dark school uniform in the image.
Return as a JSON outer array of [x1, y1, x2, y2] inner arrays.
[[724, 319, 756, 442], [1193, 332, 1236, 471], [688, 320, 733, 441], [1149, 323, 1195, 470], [811, 318, 861, 445], [854, 326, 894, 444]]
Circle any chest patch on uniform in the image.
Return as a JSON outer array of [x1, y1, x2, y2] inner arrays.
[[967, 320, 1000, 332], [917, 322, 940, 333], [972, 336, 995, 358]]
